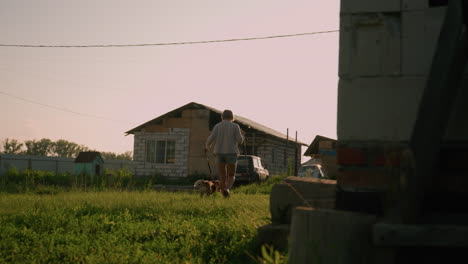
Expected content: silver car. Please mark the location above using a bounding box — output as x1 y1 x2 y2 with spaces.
298 164 325 179
235 155 270 183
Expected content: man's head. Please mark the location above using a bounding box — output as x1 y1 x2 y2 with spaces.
222 110 234 121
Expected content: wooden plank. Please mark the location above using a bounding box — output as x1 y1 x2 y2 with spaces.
373 223 468 247
270 179 336 225
288 207 394 264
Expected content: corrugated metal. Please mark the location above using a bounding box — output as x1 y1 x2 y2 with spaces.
0 154 134 175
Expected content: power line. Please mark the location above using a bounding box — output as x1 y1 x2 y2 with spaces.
0 90 134 124
0 30 339 48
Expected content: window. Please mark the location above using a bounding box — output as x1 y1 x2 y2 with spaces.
156 141 166 163
145 140 176 164
165 141 176 164
146 140 156 163
253 158 262 168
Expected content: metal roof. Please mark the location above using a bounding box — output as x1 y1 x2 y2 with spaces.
125 102 308 146
75 151 104 163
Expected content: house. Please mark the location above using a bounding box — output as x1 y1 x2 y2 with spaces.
74 151 104 176
125 102 307 178
303 135 337 178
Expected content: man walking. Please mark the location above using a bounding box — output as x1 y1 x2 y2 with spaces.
205 110 245 197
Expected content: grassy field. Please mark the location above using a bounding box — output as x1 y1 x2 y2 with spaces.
0 186 282 263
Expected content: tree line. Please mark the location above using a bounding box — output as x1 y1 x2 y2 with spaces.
1 138 132 160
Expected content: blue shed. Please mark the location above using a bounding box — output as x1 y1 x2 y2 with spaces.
74 152 104 176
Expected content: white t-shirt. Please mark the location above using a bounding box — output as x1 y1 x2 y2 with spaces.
206 120 244 154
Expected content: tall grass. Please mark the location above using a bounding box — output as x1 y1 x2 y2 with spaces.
0 167 209 193
0 169 290 262
0 191 273 264
234 176 287 195
0 167 289 195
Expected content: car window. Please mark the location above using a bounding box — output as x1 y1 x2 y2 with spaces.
237 157 250 170
254 158 263 168
237 158 249 167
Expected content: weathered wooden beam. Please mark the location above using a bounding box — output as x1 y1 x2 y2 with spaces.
270 177 336 225
373 223 468 247
288 208 394 264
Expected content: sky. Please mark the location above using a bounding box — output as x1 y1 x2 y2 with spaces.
0 0 340 161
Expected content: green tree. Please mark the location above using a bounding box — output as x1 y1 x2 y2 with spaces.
116 151 133 161
24 138 54 156
100 151 133 161
2 138 24 154
51 139 85 158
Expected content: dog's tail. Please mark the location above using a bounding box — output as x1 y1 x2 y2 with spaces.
193 179 204 188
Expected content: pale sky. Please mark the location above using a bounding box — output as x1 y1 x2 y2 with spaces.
0 0 340 160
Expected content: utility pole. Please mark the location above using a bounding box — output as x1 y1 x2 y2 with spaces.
295 131 298 176
287 128 289 175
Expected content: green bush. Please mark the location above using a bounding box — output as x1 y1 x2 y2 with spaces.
103 168 134 189
0 168 71 192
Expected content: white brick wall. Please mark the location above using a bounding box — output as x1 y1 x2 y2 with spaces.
133 128 190 178
259 139 301 176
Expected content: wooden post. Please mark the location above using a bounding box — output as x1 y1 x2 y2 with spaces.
295 131 298 176
253 132 256 155
286 128 289 175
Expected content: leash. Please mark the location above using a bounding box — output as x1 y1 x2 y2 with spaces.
242 128 247 155
204 148 215 180
284 181 313 208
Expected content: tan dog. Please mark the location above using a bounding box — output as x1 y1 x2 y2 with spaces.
193 180 221 197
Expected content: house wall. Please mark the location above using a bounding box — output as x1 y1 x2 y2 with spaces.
75 163 93 176
318 141 338 178
132 109 211 178
132 108 303 178
249 136 301 176
185 109 212 176
133 128 190 178
337 1 468 206
74 158 104 176
304 140 337 178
